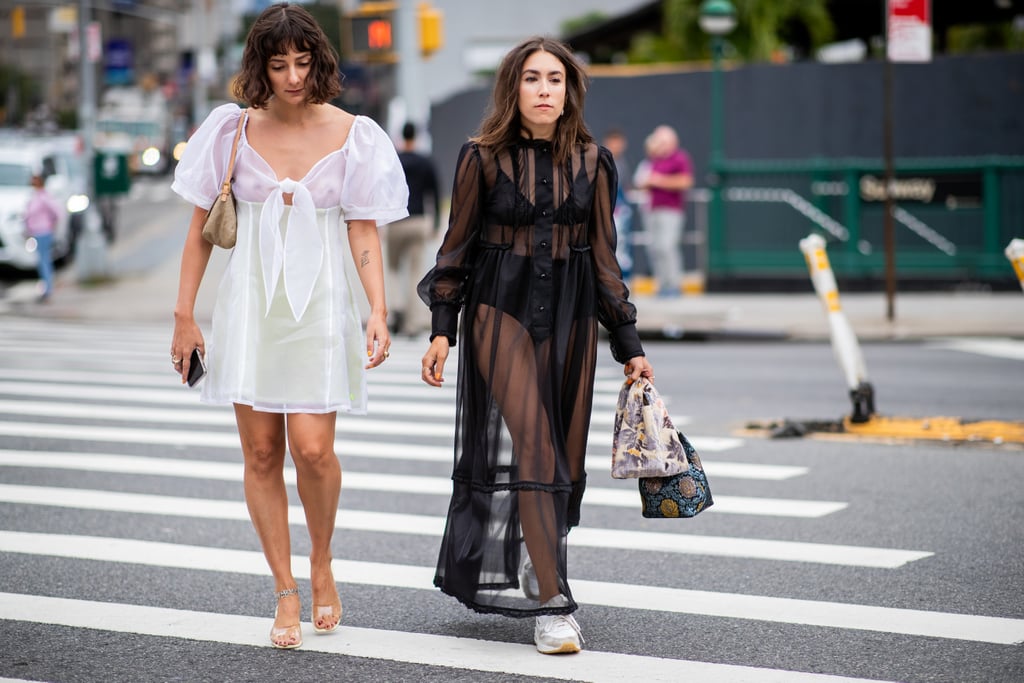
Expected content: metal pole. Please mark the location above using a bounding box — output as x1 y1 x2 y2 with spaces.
882 2 897 321
710 36 724 168
707 35 725 272
78 0 95 199
394 0 425 133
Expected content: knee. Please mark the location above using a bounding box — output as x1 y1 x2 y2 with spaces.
289 442 337 475
244 440 286 479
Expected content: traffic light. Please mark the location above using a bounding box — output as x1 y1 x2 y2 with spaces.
418 2 443 58
12 6 26 39
348 2 396 62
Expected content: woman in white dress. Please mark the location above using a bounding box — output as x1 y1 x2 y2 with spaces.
169 3 408 650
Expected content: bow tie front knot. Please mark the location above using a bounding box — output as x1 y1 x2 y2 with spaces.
258 180 324 321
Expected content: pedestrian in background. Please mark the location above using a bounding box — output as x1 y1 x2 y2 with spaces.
602 128 633 280
23 173 60 302
633 124 693 297
418 36 654 655
169 2 407 650
387 121 440 336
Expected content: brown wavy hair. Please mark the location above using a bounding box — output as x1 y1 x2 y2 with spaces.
473 36 592 163
232 3 341 109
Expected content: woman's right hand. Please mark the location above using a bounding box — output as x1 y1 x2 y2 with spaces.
170 314 205 384
421 336 450 387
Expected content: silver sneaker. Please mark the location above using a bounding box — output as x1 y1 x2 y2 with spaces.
534 596 583 654
519 555 540 601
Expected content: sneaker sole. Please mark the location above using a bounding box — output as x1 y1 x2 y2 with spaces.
537 642 581 655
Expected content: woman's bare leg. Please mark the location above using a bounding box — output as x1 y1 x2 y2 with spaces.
234 404 299 646
474 308 561 603
287 412 342 631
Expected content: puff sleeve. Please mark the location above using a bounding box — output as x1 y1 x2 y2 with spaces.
340 117 409 226
170 103 243 210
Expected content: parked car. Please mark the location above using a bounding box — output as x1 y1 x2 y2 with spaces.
0 133 91 272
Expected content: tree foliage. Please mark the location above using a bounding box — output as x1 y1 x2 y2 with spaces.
629 0 835 64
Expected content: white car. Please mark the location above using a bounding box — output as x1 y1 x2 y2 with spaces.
0 135 91 272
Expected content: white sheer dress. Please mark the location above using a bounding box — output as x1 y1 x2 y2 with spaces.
171 103 409 414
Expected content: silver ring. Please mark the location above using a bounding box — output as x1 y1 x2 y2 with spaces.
171 357 181 363
384 350 390 359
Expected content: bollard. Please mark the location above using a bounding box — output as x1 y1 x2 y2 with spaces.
75 205 111 283
1006 239 1024 293
799 233 874 422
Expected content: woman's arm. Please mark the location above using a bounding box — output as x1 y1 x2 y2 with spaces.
171 205 214 383
348 218 390 369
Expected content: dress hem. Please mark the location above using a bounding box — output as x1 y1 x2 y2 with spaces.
199 395 368 415
434 580 578 619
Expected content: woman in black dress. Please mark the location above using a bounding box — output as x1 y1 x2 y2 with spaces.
418 36 654 654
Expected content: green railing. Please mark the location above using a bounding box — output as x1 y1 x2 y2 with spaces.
703 156 1024 282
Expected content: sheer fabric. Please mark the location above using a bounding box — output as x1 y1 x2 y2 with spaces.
172 103 408 414
418 140 644 616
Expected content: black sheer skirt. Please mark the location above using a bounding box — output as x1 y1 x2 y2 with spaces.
420 141 643 617
433 249 599 617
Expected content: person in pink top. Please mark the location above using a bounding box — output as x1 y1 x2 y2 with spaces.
634 125 693 297
23 173 61 301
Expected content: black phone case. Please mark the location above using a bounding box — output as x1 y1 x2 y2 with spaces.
187 348 207 387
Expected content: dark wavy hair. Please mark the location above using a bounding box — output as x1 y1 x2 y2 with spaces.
232 3 341 109
474 36 592 163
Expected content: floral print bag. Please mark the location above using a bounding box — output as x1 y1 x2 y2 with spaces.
611 378 686 478
611 378 713 518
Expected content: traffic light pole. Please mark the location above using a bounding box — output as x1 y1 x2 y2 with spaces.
394 0 426 136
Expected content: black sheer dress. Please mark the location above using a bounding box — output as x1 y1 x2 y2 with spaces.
417 139 644 617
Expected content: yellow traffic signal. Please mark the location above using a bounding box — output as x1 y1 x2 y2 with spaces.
12 6 26 39
418 2 443 58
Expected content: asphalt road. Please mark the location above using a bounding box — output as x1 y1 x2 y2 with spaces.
0 179 1021 682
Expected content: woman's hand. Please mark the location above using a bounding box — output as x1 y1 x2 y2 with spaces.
170 314 205 384
364 310 391 369
421 336 450 387
624 355 654 384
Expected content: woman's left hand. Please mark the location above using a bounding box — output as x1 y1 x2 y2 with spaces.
624 355 654 384
364 310 391 369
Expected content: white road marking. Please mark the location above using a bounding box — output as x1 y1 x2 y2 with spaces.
0 421 737 462
0 485 924 567
0 450 834 517
0 590 897 683
0 533 1014 644
927 337 1024 361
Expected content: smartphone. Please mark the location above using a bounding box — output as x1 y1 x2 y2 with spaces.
187 347 207 387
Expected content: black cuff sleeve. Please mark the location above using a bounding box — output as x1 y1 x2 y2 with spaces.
609 322 644 364
430 303 460 346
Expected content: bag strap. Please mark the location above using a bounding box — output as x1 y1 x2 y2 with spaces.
217 110 247 203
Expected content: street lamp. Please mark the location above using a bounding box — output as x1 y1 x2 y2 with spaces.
699 0 736 167
699 0 736 279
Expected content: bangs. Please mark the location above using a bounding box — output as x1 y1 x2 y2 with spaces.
258 26 314 60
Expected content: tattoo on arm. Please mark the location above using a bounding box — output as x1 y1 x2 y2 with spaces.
360 250 370 268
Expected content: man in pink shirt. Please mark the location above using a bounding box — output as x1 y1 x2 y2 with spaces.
634 125 693 297
23 173 61 301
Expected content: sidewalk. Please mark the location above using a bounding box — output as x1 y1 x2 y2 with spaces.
2 242 1022 341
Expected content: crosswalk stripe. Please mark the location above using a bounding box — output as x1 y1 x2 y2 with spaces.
927 337 1024 361
0 592 896 683
0 485 926 567
0 450 840 518
0 532 1015 645
0 445 798 481
0 420 738 463
0 377 626 415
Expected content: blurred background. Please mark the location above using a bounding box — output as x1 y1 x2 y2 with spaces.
0 0 1022 292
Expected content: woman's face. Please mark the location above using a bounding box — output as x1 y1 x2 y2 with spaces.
267 47 312 104
517 49 566 139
